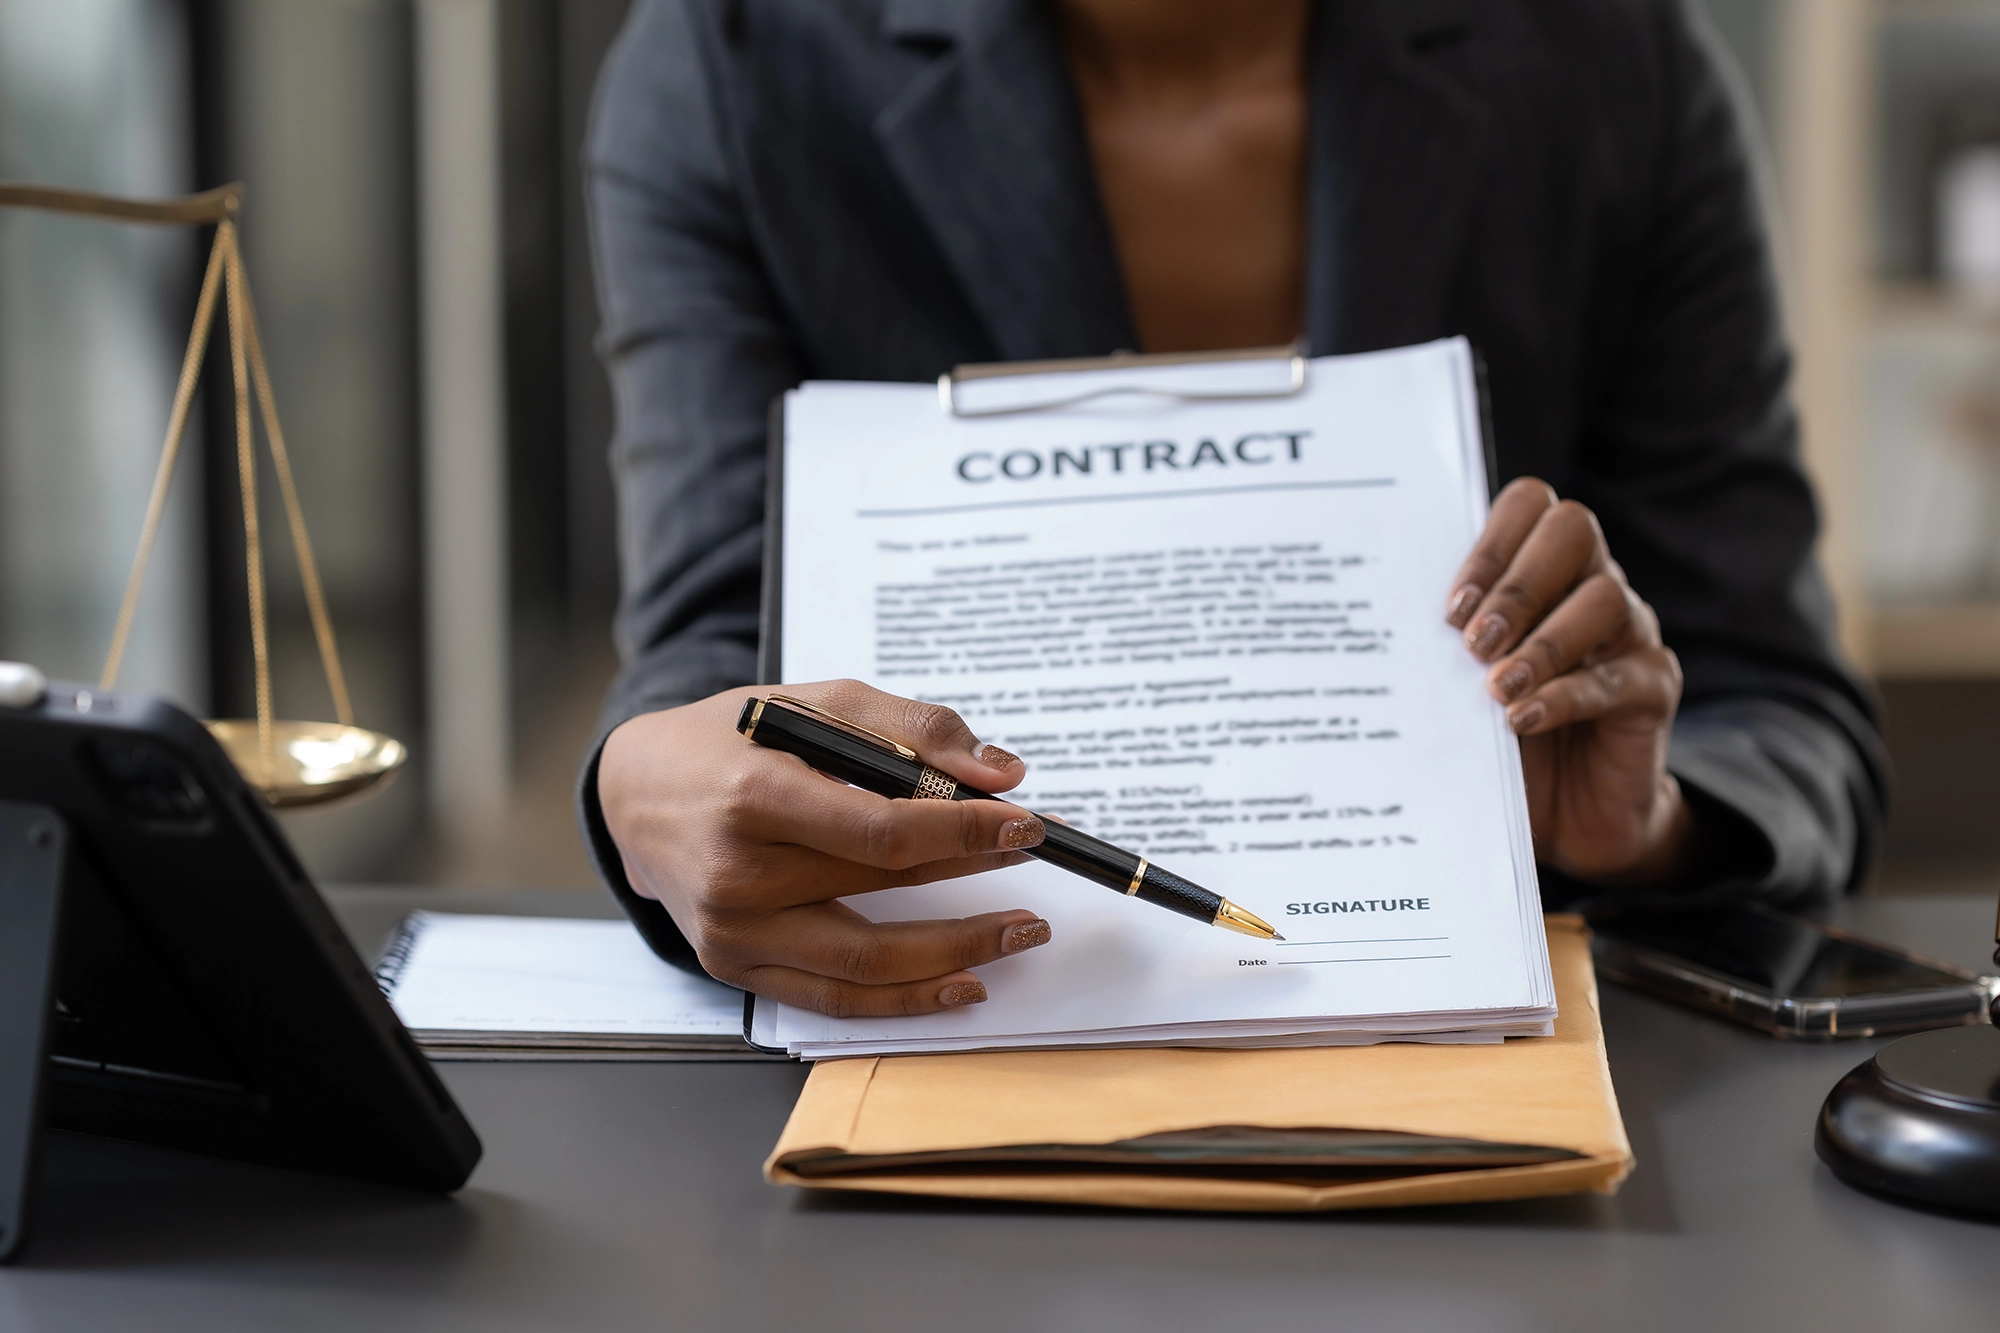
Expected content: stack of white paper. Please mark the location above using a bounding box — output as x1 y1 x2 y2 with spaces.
376 912 774 1060
755 338 1555 1059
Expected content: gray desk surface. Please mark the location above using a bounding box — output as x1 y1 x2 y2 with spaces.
2 888 1996 1333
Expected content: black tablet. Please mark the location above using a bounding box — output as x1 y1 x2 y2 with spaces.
0 679 480 1259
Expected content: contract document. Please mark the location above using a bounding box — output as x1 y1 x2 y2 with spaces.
753 338 1554 1058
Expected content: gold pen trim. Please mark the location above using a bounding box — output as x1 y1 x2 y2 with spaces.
1213 900 1283 941
765 693 918 759
912 766 959 800
1125 858 1149 896
745 697 766 733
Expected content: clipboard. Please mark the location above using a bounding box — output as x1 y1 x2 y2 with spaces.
747 340 1511 1058
755 342 1498 686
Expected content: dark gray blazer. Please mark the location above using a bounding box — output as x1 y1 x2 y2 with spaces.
579 0 1888 972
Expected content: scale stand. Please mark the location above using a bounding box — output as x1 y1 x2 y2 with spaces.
0 180 406 810
1817 918 2000 1217
0 801 65 1263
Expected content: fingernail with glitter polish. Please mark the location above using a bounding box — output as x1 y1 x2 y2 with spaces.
1509 701 1547 734
1466 615 1507 659
976 743 1021 771
1494 661 1534 700
998 815 1045 850
939 980 988 1007
1445 583 1482 627
1002 919 1051 954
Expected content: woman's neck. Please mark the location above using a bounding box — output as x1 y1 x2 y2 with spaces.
1056 0 1312 97
1053 0 1313 353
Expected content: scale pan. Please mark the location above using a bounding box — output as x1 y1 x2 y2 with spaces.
205 719 408 809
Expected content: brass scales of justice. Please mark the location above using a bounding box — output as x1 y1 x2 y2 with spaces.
0 180 405 808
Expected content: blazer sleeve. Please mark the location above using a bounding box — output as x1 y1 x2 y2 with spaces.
1554 0 1889 910
573 0 796 970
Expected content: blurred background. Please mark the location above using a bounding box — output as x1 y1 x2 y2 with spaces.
0 0 1996 899
0 0 622 889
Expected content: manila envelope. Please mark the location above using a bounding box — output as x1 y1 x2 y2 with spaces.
764 915 1632 1212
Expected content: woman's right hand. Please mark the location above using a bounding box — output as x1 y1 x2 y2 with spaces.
596 680 1053 1018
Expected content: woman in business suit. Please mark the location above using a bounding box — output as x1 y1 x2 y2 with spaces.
581 0 1886 1017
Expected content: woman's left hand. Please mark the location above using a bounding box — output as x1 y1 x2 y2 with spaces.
1445 478 1695 885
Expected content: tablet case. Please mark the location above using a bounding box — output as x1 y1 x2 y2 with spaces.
0 688 482 1261
0 803 64 1261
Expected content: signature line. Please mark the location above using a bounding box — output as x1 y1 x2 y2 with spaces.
1276 954 1452 966
1276 936 1449 947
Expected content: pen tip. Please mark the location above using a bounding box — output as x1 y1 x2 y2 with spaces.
1213 900 1283 941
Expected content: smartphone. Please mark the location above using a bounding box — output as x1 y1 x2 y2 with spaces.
1587 903 1997 1040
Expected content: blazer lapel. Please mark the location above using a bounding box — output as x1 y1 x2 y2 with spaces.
875 0 1491 361
1306 0 1494 355
876 0 1136 361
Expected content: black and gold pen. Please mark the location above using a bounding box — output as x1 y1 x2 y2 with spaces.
737 694 1283 940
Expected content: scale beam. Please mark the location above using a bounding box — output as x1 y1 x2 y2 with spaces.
0 181 402 808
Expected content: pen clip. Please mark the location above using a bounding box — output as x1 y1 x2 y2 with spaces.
765 694 919 760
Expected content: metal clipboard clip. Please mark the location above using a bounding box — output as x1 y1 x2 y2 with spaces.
937 342 1307 418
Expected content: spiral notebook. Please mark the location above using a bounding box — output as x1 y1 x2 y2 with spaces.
752 338 1555 1058
375 912 777 1061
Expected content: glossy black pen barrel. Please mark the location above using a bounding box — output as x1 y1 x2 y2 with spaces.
1028 821 1224 925
736 696 928 796
737 697 1234 929
1020 818 1139 894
